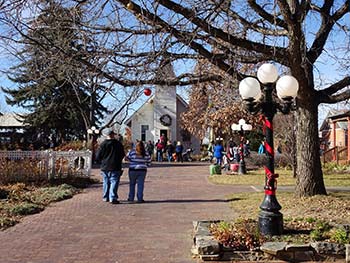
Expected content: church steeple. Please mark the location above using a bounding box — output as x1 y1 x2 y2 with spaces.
153 59 177 142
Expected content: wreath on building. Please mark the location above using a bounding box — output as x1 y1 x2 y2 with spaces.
160 114 172 126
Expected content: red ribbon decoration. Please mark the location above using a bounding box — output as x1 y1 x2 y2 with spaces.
261 114 278 196
265 189 276 195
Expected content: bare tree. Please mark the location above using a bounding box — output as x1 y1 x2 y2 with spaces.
1 0 349 197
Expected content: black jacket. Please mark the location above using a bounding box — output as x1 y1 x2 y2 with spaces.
95 139 125 171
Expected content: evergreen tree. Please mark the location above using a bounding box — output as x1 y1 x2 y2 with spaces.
2 1 107 143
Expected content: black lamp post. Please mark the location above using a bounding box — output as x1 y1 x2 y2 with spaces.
239 63 298 236
231 119 252 174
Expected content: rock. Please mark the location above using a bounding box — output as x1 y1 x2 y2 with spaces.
194 236 220 255
310 242 345 255
285 243 312 251
260 242 288 255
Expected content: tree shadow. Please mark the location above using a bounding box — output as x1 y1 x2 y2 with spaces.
124 198 237 204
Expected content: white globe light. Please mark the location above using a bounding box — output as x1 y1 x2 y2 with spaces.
257 63 278 84
276 75 299 99
87 129 93 134
239 77 261 100
238 119 246 125
231 124 239 130
243 124 252 131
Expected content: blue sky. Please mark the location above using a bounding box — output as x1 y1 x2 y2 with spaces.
0 1 349 129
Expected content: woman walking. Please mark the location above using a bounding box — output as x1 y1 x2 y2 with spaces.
125 141 152 203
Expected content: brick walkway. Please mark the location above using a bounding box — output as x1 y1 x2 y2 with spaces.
0 162 255 263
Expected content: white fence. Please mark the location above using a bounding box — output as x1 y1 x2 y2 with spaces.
0 150 92 182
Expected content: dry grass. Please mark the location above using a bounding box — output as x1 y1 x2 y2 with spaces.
228 191 350 224
208 168 350 187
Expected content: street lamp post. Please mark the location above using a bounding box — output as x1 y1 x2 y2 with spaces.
231 119 252 174
239 63 298 236
87 126 100 163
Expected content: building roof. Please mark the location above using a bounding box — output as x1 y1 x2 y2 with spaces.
327 110 350 121
0 113 25 128
124 94 188 126
319 109 350 131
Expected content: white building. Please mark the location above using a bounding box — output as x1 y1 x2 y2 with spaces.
125 62 200 150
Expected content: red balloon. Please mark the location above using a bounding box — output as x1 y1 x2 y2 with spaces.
144 88 152 96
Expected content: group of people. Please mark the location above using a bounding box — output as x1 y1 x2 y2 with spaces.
95 130 151 204
95 131 190 204
154 136 185 163
208 138 250 168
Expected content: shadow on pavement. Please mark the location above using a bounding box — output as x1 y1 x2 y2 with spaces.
122 197 238 204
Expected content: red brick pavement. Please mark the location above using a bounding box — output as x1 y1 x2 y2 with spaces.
0 162 255 263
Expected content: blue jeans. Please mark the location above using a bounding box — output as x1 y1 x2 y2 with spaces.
167 152 172 162
101 170 122 202
157 150 163 162
128 170 147 201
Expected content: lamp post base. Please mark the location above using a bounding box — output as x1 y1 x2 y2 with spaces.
258 210 283 236
238 160 246 174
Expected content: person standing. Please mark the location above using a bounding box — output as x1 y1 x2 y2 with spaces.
165 140 174 162
258 141 265 155
145 140 154 159
175 141 184 162
95 130 125 204
155 139 164 162
213 140 224 165
125 141 152 203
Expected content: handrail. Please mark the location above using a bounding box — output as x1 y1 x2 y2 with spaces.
322 146 348 166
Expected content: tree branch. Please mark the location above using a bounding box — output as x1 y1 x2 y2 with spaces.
154 0 286 59
318 76 350 103
307 1 349 63
247 0 288 29
319 90 350 104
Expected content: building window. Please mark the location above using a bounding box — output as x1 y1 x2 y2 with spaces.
141 125 149 142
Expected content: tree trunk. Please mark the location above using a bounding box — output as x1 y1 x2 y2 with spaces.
295 96 327 197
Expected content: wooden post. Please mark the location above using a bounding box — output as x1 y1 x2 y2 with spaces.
348 117 350 162
332 121 337 161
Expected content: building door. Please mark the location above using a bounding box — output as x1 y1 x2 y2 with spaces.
160 129 168 142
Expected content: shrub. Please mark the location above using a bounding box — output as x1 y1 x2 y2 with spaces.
323 162 350 174
330 228 350 244
7 202 43 216
0 158 48 185
28 184 76 205
247 152 267 167
0 217 18 229
209 219 264 251
310 221 332 241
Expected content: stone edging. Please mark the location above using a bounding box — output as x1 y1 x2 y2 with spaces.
192 220 350 262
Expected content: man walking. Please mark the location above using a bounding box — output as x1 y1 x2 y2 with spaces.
96 130 125 204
